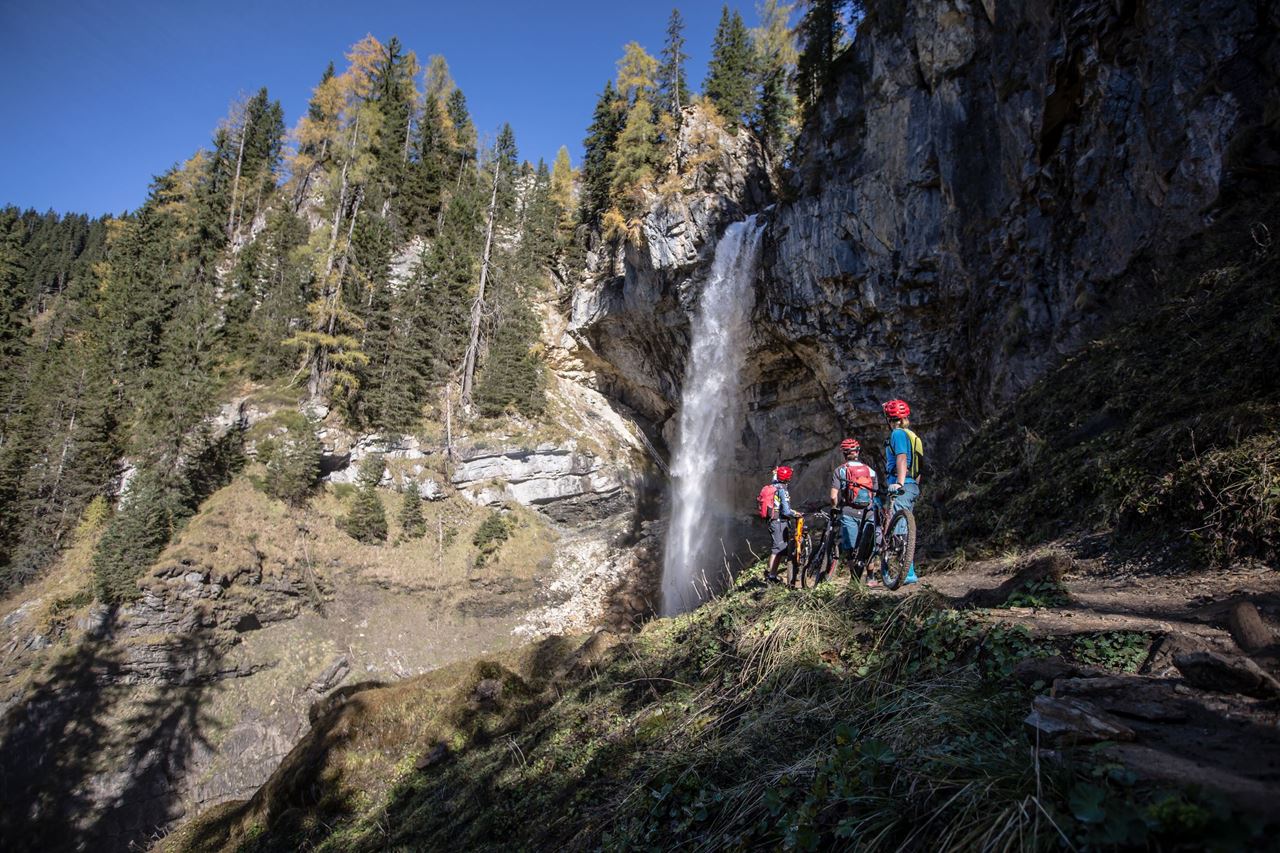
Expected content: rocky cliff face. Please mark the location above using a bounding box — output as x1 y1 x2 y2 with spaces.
570 107 774 435
762 0 1276 456
572 0 1277 508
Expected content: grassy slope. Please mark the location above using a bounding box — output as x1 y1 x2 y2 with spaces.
167 572 1267 853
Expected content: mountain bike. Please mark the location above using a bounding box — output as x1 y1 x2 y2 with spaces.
797 508 838 588
799 493 916 590
785 512 814 587
818 503 878 586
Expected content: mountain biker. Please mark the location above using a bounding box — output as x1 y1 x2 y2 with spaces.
882 399 922 585
830 438 878 583
765 465 799 583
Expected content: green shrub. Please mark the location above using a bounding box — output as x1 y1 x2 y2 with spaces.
1131 432 1280 566
340 454 388 544
472 511 512 564
398 488 426 542
1071 631 1151 673
259 413 322 505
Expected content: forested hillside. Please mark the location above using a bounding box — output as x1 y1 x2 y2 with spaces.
0 36 570 601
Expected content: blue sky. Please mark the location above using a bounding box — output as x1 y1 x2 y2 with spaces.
1 0 765 216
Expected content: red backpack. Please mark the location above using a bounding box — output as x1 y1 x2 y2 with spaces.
757 483 777 518
841 462 875 508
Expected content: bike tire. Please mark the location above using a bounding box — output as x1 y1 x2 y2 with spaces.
880 508 917 591
788 530 806 587
801 524 831 588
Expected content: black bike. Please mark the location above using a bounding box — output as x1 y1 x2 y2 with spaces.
799 493 916 590
797 508 838 588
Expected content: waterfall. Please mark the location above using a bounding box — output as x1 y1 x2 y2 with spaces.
661 216 764 616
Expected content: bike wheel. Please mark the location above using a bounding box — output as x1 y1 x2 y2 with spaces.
880 508 917 591
791 528 813 587
801 526 830 588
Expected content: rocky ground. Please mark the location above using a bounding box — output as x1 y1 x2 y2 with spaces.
900 548 1280 808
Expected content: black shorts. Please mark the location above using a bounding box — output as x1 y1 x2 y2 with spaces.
769 518 793 555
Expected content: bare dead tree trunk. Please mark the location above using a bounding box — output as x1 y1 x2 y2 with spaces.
437 514 444 573
310 116 360 399
459 163 500 409
444 390 454 467
228 112 250 239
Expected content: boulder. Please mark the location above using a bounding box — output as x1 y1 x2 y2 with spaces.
1174 651 1280 698
1024 695 1136 747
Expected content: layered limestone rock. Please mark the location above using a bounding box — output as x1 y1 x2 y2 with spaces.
450 443 627 523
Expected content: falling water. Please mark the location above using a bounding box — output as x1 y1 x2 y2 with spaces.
661 216 764 616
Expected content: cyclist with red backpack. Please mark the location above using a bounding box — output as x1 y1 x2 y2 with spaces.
882 399 923 585
830 438 879 583
759 465 799 583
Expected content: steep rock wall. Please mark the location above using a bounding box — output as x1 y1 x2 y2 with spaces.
763 0 1278 458
572 0 1277 509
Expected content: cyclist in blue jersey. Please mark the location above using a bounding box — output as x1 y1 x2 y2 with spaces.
882 399 922 585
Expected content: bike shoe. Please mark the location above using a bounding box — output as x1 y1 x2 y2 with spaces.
904 567 919 585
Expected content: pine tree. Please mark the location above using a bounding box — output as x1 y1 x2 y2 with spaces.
402 92 449 236
579 81 626 224
293 62 339 209
347 208 396 427
616 42 659 105
704 6 758 128
92 468 190 604
397 487 425 541
230 209 310 378
341 453 388 543
418 179 483 374
474 297 545 418
610 95 662 214
369 36 420 234
522 160 559 268
549 146 576 236
0 210 29 414
446 88 477 175
751 0 800 152
286 43 387 408
0 211 117 588
796 0 854 115
262 414 322 505
493 123 520 218
656 9 691 120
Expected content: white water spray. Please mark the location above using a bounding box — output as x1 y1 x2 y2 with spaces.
661 216 764 616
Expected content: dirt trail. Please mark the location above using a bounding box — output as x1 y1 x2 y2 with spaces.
921 551 1280 652
907 546 1280 813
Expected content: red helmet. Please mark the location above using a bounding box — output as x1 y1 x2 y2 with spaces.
840 438 860 453
882 399 911 419
775 465 793 482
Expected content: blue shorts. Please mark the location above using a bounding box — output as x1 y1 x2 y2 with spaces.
889 483 920 534
839 507 874 554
